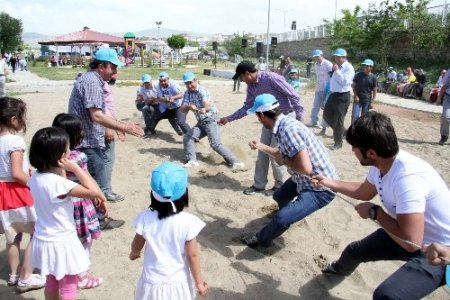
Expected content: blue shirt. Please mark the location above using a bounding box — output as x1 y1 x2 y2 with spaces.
329 61 355 93
181 85 217 121
156 80 183 112
68 70 106 149
273 115 338 192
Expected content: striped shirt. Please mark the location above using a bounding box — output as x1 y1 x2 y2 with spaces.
329 60 355 93
273 115 338 192
68 70 106 149
315 59 333 91
226 71 304 122
181 85 217 121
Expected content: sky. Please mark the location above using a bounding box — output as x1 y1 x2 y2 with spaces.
0 0 445 36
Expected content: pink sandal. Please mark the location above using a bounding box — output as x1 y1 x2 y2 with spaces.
77 274 102 289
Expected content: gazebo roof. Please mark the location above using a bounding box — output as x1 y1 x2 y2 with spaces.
124 32 136 39
38 26 143 46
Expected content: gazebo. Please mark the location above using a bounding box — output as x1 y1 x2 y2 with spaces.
38 26 144 65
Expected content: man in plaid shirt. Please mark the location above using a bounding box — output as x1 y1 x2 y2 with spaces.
241 93 337 248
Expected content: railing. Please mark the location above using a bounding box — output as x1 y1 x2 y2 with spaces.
261 25 331 44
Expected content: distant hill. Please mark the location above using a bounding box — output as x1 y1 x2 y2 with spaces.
22 32 51 49
114 28 213 39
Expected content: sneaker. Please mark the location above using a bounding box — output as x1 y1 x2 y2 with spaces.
264 186 278 197
306 122 318 128
231 162 245 172
329 144 342 150
240 233 259 248
99 217 125 230
319 128 326 136
243 185 265 195
7 274 19 286
105 192 125 203
321 261 338 274
184 160 200 168
438 135 448 146
16 274 45 293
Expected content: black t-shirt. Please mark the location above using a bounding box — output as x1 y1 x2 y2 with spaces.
353 72 377 100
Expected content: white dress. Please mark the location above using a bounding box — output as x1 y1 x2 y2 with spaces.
28 172 90 280
133 210 205 300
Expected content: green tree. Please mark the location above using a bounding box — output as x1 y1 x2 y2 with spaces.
223 33 255 58
0 12 23 52
167 34 187 54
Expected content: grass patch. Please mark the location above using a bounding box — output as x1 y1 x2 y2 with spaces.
28 61 233 81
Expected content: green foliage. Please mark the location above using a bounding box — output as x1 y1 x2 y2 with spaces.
0 12 23 52
223 34 255 58
166 34 187 50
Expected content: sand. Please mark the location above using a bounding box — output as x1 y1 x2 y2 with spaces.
0 76 449 300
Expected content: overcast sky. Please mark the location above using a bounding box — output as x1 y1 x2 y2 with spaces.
0 0 445 36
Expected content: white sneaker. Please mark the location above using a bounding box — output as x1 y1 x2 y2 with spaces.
16 274 45 293
184 160 199 168
231 162 245 172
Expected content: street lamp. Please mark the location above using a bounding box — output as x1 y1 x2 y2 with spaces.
155 21 162 67
266 0 271 67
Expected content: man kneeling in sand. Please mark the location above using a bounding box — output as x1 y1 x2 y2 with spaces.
241 94 337 247
313 112 450 299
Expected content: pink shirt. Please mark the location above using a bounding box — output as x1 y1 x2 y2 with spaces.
103 82 116 118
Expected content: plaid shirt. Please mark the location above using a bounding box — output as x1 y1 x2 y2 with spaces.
68 70 106 149
182 85 217 121
226 71 304 122
315 59 333 91
273 115 338 192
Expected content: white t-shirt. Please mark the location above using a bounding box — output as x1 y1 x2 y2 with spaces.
27 172 78 241
133 210 205 284
137 85 157 101
367 150 450 246
0 134 28 179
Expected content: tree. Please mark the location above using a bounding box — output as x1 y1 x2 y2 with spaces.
223 33 255 58
0 12 23 52
167 34 187 54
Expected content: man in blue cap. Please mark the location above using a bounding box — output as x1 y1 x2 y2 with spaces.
351 58 377 124
145 71 190 136
241 93 337 248
180 72 245 170
68 47 144 230
309 49 333 132
323 48 355 150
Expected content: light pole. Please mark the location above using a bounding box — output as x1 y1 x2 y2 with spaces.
334 0 337 21
274 8 294 32
155 21 162 67
265 0 270 69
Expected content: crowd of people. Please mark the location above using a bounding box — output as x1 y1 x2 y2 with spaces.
0 45 449 300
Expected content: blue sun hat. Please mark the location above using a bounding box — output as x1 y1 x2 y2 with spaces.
151 161 188 212
289 68 299 74
94 48 124 67
247 94 279 114
182 72 196 83
333 48 347 57
312 49 323 57
141 74 152 83
362 59 374 66
159 71 169 79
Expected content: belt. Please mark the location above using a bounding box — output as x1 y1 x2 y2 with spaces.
283 109 294 115
332 91 350 95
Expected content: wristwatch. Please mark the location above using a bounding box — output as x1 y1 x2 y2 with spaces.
369 205 380 220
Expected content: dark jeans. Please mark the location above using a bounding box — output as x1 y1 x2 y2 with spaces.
136 102 181 134
323 91 351 147
233 79 240 92
147 107 190 134
257 178 335 246
333 228 446 299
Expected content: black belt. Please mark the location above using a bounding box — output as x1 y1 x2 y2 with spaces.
283 110 294 115
332 91 350 95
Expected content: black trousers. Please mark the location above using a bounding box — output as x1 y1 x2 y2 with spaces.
333 228 446 299
323 91 351 146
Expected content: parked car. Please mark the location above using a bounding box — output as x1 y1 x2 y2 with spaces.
218 52 229 61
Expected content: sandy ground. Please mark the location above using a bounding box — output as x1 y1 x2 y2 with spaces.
1 76 449 300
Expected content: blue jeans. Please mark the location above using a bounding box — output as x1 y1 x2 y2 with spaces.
333 228 446 299
102 140 115 194
80 147 108 219
257 177 335 246
351 99 370 125
310 91 324 125
440 94 450 137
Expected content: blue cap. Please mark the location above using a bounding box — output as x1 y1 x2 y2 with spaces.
151 161 188 201
333 48 347 57
141 74 152 83
247 94 280 114
159 71 169 79
312 49 323 57
289 68 299 74
94 48 124 67
362 59 374 66
182 72 195 82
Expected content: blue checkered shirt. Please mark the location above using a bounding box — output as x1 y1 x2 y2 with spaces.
68 70 106 149
182 85 217 121
274 115 338 192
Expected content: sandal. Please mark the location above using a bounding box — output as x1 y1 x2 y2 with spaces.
78 274 103 289
7 274 19 286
